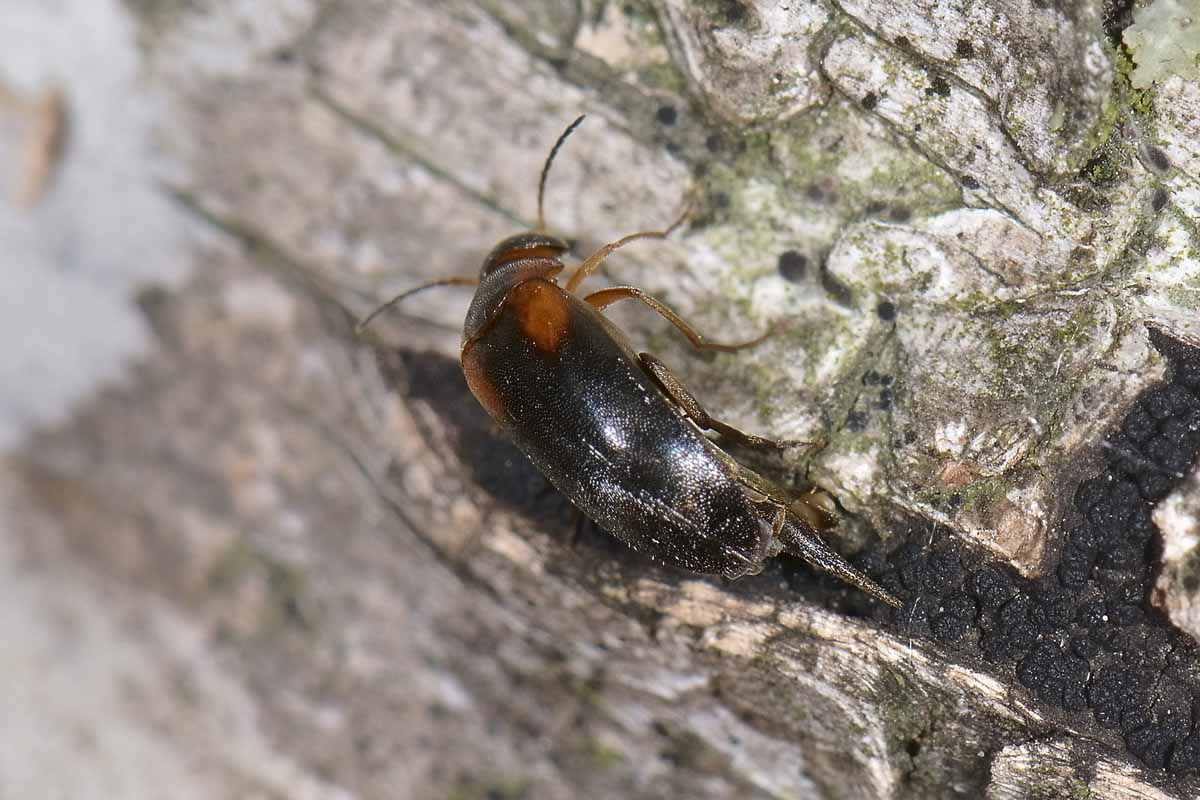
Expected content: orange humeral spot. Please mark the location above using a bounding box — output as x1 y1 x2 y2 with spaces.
510 279 571 353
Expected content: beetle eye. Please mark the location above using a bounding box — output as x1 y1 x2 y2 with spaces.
480 232 568 277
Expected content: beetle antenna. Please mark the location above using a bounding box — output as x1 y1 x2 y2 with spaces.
354 276 478 336
537 114 586 232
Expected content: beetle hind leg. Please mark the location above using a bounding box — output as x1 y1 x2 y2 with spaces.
636 352 898 607
733 458 901 608
638 352 817 451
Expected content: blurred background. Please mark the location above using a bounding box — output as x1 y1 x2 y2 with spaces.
0 3 304 797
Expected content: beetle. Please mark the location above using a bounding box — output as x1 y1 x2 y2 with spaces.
359 116 901 609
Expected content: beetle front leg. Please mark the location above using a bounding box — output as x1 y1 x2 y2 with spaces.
564 201 692 292
586 286 772 352
637 352 816 451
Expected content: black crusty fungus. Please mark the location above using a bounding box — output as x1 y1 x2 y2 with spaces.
867 328 1200 774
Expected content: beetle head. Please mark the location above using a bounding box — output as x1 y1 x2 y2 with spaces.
479 232 569 278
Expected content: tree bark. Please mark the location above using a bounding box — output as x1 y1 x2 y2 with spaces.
5 1 1200 798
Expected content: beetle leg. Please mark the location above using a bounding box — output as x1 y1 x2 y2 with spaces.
637 352 816 450
727 458 827 525
586 286 772 352
732 505 786 578
570 507 588 547
741 476 900 607
564 201 691 292
790 486 839 531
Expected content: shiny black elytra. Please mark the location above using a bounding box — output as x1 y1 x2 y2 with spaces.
359 116 901 609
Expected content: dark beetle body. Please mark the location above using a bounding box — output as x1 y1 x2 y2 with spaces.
361 120 902 608
461 240 771 578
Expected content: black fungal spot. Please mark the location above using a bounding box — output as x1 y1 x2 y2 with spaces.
894 35 910 48
876 300 897 321
961 175 981 190
925 75 951 98
777 250 808 282
1152 188 1169 212
719 0 748 24
1146 146 1171 173
806 183 826 202
888 206 912 223
863 370 882 386
955 39 975 58
846 410 869 432
712 191 731 209
870 328 1200 776
705 133 724 153
1103 0 1138 49
819 267 854 307
861 92 879 111
656 105 678 126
